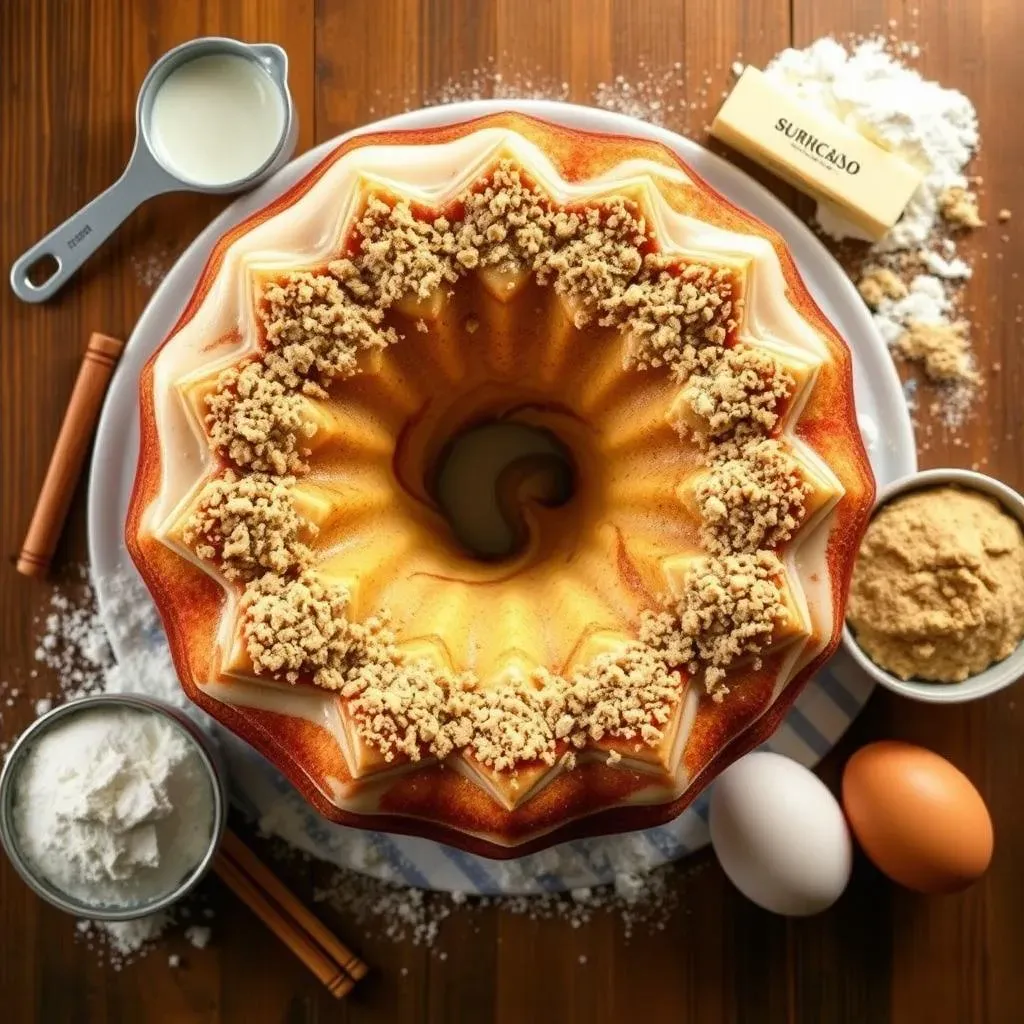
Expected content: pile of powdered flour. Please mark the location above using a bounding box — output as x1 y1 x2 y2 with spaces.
765 36 979 251
764 37 985 425
13 706 214 907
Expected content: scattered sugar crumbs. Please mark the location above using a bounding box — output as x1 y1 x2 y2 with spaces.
74 903 214 972
895 320 979 388
313 857 700 951
939 186 985 230
367 53 729 134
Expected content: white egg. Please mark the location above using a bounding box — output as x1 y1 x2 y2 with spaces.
709 751 852 916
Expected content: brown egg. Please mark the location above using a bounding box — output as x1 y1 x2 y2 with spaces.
842 741 993 893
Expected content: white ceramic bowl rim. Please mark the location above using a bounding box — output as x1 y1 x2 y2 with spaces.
0 693 228 920
842 468 1024 704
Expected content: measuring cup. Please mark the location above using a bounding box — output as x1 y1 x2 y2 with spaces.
10 37 297 304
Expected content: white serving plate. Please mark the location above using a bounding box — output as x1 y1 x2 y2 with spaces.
88 100 915 894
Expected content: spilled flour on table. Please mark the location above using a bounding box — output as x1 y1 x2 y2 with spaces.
763 36 985 428
130 247 173 291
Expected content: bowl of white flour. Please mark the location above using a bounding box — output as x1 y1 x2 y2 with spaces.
0 694 227 920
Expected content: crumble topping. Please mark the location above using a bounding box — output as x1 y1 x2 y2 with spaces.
611 257 738 376
537 200 648 317
549 644 682 750
679 347 795 437
260 271 398 396
182 470 313 581
696 438 811 554
460 679 559 772
642 552 789 701
241 572 354 689
856 265 908 308
206 362 316 474
455 162 556 270
343 639 684 770
346 195 458 303
192 157 813 772
341 617 466 764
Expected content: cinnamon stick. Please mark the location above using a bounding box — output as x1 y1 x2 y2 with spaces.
214 848 355 999
221 828 369 981
17 331 124 577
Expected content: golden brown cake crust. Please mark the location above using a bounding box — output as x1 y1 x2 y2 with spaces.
127 112 874 857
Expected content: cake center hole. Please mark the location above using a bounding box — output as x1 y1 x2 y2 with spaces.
432 421 575 560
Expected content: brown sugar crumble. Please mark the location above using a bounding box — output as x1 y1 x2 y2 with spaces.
241 572 354 689
938 186 984 229
183 470 313 581
206 361 316 474
344 635 685 770
549 644 682 750
194 157 811 771
895 320 979 386
341 617 467 764
459 678 560 772
644 552 790 701
613 258 739 377
260 271 398 396
678 346 795 438
857 265 908 308
696 438 810 554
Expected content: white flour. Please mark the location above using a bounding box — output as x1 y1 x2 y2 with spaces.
871 274 950 346
766 36 983 427
13 706 214 907
765 37 979 250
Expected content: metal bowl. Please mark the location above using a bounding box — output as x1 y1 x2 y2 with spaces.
842 468 1024 704
0 694 227 920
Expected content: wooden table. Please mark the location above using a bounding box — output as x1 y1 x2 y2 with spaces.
2 1 1021 1021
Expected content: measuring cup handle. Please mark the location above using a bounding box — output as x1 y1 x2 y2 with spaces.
9 153 172 304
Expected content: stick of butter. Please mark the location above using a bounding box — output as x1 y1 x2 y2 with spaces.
710 66 923 240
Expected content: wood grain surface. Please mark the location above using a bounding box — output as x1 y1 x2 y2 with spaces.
2 1 1021 1022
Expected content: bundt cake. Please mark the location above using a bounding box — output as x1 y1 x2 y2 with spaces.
127 113 874 856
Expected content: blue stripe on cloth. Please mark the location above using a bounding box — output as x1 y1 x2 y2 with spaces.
570 840 597 863
369 832 432 888
815 669 863 719
535 872 565 892
783 704 831 758
437 843 500 893
565 840 604 885
643 827 683 859
692 795 710 822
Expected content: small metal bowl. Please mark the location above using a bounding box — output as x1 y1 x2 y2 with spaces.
842 468 1024 704
0 694 227 920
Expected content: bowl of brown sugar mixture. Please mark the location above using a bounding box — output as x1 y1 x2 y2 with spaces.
843 469 1024 703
